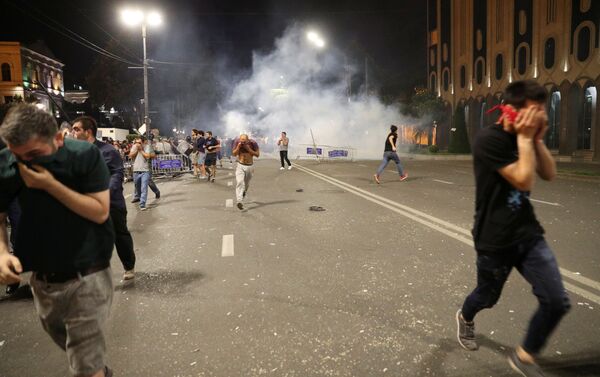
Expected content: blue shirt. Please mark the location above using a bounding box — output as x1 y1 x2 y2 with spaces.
94 139 126 209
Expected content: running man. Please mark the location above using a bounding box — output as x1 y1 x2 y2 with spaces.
232 134 259 210
374 125 407 184
277 131 292 170
204 131 220 183
456 80 570 377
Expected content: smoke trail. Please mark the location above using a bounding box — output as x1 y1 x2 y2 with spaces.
220 24 415 159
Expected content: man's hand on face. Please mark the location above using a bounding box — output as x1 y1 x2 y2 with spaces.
514 106 541 140
17 163 57 190
533 108 549 142
0 253 22 284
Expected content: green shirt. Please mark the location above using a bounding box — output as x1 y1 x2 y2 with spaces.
0 139 115 273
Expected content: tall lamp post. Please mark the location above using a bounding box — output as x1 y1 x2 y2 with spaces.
120 8 162 137
306 30 352 102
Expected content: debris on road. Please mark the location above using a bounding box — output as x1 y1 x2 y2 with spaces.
309 206 325 211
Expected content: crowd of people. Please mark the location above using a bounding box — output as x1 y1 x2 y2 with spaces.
0 80 572 377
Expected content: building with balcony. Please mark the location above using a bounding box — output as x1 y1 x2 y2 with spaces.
427 0 600 162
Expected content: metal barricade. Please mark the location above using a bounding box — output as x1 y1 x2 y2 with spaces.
295 144 356 161
151 154 193 178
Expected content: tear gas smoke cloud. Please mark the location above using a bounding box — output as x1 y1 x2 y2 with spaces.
221 24 415 159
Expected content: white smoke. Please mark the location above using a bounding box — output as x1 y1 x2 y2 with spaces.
220 24 414 159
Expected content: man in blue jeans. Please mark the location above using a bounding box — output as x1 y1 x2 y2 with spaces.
130 136 160 211
374 125 408 184
456 80 570 377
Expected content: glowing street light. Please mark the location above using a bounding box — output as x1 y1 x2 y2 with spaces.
120 7 163 136
306 31 326 48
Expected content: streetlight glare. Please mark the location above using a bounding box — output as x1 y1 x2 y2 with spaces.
120 9 144 26
306 30 325 48
147 11 162 26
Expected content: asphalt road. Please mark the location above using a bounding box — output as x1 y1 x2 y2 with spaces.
1 157 599 377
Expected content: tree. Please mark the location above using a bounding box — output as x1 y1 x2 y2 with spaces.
448 104 471 153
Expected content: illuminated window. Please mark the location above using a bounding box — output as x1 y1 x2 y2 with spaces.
580 0 591 13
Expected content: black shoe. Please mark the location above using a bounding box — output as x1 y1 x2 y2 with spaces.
104 366 114 377
508 350 545 377
131 198 140 203
155 192 161 199
5 283 19 295
242 191 246 198
237 202 244 210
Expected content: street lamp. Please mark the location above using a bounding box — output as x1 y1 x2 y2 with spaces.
120 7 163 136
306 31 326 48
306 30 351 101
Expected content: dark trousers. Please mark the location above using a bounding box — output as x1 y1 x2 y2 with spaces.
7 199 21 250
280 151 291 167
110 207 136 271
461 236 570 354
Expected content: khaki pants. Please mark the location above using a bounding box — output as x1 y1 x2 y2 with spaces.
236 163 254 202
30 268 113 376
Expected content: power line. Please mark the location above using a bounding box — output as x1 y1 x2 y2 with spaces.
5 0 140 65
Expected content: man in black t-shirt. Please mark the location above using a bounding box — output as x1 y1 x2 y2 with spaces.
203 131 220 183
456 81 570 377
374 125 408 184
0 104 115 377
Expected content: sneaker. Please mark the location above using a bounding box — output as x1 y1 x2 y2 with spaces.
104 366 114 377
508 350 545 377
373 174 381 184
199 175 207 180
140 205 147 211
456 309 479 351
131 198 140 203
400 173 409 181
237 202 244 210
280 167 285 170
123 270 135 281
288 166 292 170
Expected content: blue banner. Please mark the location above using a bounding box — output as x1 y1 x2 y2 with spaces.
306 147 323 155
328 150 348 158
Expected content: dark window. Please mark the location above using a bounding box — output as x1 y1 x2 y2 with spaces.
544 38 555 69
517 47 527 75
577 27 591 62
443 70 449 91
430 74 437 91
495 54 503 80
4 96 13 103
475 60 484 84
1 63 11 81
460 66 466 88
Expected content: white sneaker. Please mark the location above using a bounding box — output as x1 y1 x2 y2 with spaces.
279 167 285 170
288 166 292 170
123 270 135 280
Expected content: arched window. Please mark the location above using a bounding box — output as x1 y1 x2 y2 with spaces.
443 69 449 91
544 38 556 69
475 59 484 84
546 90 560 149
576 26 591 62
578 86 596 149
460 65 466 88
1 63 11 82
430 73 437 92
495 54 504 80
517 46 528 75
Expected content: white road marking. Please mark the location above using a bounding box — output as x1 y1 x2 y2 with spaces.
227 181 233 187
433 179 454 185
295 163 600 305
225 199 233 208
221 235 234 257
228 172 233 176
530 198 561 207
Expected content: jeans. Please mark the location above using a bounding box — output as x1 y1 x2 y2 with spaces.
110 207 136 271
133 171 150 207
236 163 254 202
280 151 291 167
376 151 404 176
461 237 570 354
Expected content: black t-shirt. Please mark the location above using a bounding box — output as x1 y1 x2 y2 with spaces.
196 137 206 153
384 132 397 152
472 124 544 252
0 138 115 273
204 138 219 154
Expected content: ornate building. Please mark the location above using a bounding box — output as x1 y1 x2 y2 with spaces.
0 41 65 118
428 0 600 162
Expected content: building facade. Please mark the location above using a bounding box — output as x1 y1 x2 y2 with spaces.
427 0 600 162
0 41 65 118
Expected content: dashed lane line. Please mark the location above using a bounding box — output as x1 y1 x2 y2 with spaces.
433 179 454 185
225 199 233 208
227 181 233 187
295 163 600 305
221 235 234 257
530 198 562 207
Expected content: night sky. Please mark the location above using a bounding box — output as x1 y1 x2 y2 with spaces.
1 0 426 89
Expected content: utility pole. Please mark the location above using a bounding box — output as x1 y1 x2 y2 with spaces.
364 56 368 97
142 22 150 138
